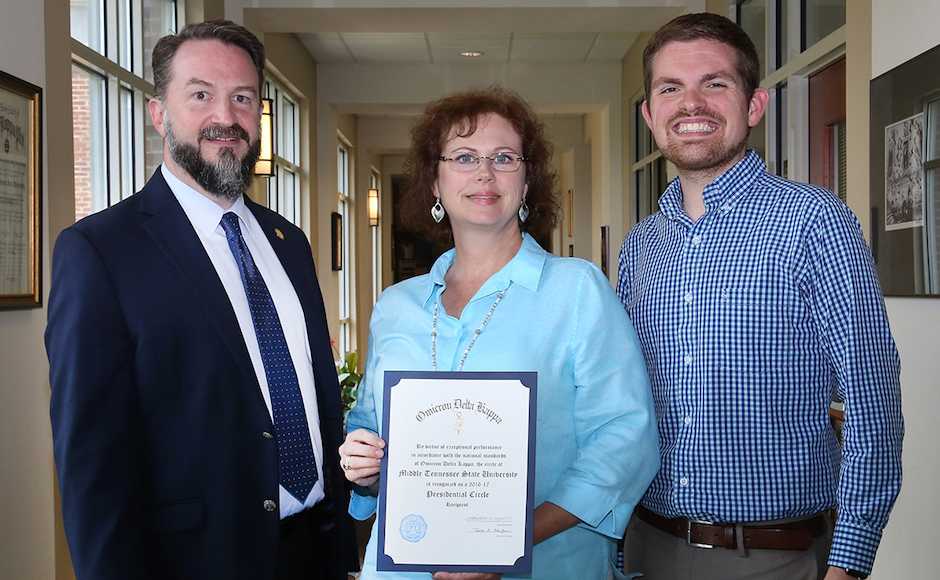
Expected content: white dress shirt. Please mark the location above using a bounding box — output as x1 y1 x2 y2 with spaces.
163 164 325 518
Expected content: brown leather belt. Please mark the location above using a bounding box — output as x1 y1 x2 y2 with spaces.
636 505 827 551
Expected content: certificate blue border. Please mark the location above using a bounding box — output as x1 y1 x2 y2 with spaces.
376 370 537 574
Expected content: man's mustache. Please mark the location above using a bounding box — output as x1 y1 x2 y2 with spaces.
199 124 250 143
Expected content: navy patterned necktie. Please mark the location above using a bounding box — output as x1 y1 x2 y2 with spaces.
220 212 317 502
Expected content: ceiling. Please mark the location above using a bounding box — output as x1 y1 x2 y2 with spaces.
244 1 702 65
298 32 639 64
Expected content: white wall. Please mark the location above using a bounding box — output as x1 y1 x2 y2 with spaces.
0 0 56 578
542 115 590 258
558 144 593 261
868 4 940 578
871 0 940 78
872 299 940 579
354 116 414 356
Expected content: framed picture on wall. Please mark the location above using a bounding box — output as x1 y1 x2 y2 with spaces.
0 70 42 309
884 112 925 231
870 41 940 296
600 226 609 277
331 211 343 271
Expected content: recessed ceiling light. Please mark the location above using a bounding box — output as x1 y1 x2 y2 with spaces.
460 50 484 58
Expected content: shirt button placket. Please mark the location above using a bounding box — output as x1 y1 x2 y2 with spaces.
679 226 703 510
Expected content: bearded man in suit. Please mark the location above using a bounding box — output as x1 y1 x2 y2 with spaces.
46 19 357 580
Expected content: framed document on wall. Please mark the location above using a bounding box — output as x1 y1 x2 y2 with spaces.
0 70 41 309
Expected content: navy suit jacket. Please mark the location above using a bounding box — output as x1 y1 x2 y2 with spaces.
46 170 358 580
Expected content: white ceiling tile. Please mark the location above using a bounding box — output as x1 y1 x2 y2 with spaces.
510 33 597 63
298 33 354 64
587 33 639 61
341 33 430 63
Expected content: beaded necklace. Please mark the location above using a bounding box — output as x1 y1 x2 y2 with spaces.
430 282 511 371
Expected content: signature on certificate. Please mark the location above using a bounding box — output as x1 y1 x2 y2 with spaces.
467 516 513 538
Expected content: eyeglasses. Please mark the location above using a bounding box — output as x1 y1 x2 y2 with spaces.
439 152 526 173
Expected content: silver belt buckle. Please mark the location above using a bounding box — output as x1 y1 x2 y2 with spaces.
686 519 715 549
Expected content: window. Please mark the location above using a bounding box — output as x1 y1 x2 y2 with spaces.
369 170 382 305
735 0 844 74
337 142 354 357
264 78 302 225
71 64 108 218
737 0 845 181
924 97 940 292
778 0 792 68
631 99 668 222
774 83 788 177
737 0 768 78
804 0 845 49
70 0 182 221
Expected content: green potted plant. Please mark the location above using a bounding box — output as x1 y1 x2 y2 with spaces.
332 341 371 566
333 342 362 420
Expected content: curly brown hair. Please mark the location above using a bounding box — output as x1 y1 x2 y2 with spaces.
400 87 559 243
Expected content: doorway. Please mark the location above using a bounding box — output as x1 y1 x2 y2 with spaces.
808 57 847 199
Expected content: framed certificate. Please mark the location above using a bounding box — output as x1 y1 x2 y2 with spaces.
0 70 42 308
377 371 537 574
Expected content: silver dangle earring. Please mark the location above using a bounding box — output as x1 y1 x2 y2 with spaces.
518 200 530 223
431 198 446 223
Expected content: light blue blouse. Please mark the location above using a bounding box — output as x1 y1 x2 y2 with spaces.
347 234 660 580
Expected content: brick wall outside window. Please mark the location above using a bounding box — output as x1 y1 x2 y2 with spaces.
71 73 93 222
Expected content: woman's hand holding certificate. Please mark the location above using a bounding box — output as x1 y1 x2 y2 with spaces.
340 428 385 489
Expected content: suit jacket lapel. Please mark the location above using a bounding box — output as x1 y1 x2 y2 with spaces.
138 173 272 428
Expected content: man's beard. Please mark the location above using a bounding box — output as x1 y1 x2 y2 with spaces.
165 116 261 201
659 108 748 174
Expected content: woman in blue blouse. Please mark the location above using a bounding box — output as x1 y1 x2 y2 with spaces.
338 87 659 580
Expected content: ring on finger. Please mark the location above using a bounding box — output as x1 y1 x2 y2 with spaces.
341 457 351 471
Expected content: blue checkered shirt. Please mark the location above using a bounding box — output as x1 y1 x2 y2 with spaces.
617 151 903 575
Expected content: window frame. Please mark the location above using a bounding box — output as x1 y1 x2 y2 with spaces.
630 95 667 223
736 0 846 181
923 94 940 292
264 77 303 226
70 0 184 219
336 139 355 357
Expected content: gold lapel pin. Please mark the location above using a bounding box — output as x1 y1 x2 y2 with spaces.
274 228 285 240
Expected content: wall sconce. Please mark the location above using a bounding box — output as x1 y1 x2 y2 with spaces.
254 98 274 176
368 187 380 227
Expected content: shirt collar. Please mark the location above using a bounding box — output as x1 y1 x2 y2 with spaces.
424 232 547 307
161 164 252 237
658 149 765 221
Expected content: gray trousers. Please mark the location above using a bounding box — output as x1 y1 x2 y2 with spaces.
624 514 833 580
